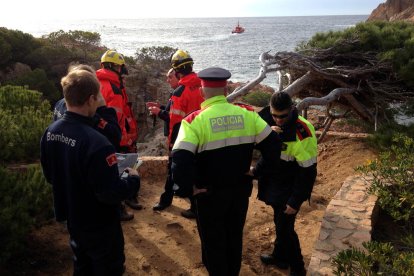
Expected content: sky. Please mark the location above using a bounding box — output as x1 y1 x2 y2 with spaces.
2 0 384 20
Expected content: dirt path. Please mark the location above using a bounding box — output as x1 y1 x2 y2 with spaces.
3 134 376 276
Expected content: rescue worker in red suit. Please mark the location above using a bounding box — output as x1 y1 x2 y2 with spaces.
152 50 204 219
96 50 142 219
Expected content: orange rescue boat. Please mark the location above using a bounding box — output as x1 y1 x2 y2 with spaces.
232 21 245 34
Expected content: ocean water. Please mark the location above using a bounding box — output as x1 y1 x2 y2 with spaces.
2 16 367 87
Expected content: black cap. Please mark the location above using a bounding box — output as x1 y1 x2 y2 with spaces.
198 67 231 81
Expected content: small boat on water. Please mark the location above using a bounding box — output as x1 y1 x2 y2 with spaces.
232 21 245 34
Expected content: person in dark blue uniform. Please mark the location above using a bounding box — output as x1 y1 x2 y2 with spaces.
53 64 139 221
40 69 140 276
53 64 122 152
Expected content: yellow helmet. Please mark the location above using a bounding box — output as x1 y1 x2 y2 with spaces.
101 50 125 65
171 49 193 69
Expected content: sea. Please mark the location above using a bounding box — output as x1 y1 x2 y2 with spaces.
2 15 367 88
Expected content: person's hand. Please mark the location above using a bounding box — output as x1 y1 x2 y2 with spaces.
146 102 160 108
245 166 255 176
96 92 106 107
271 126 283 133
148 106 161 116
193 187 207 196
284 204 298 215
124 167 139 177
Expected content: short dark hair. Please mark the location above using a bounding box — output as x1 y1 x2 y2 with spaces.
61 70 100 107
270 92 293 111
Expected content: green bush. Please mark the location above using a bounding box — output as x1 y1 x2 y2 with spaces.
5 68 60 103
0 27 41 69
332 241 414 276
358 134 414 224
135 46 177 69
0 164 53 265
242 90 271 107
333 133 414 275
0 85 52 163
298 21 414 89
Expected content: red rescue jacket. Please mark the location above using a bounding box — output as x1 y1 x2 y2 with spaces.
169 72 204 148
96 68 138 150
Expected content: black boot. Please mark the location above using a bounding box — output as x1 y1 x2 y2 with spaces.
260 254 289 269
120 203 134 221
125 197 143 210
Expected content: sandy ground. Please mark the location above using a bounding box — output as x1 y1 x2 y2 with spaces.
2 122 377 276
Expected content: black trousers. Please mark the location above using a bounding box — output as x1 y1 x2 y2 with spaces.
68 223 125 276
271 204 305 271
159 157 174 205
195 184 252 276
159 157 195 212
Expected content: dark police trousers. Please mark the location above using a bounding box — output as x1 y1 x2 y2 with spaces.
271 204 305 271
68 223 125 276
195 183 252 276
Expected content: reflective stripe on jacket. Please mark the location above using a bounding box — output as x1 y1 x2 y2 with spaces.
168 72 204 147
96 68 138 148
172 95 280 192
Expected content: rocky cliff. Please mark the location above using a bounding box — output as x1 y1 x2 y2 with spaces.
368 0 414 21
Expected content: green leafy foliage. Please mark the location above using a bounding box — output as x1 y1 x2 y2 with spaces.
0 85 52 163
298 21 414 89
42 30 102 61
334 134 414 275
332 241 414 276
135 46 177 69
5 68 60 103
366 121 414 150
358 134 414 224
242 90 271 107
0 27 41 69
0 164 53 265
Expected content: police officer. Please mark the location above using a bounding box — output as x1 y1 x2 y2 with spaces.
256 92 317 276
40 69 140 276
171 67 281 276
153 50 204 220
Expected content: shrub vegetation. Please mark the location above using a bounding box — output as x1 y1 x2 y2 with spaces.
242 90 271 107
0 164 52 265
299 21 414 90
0 85 51 163
333 134 414 275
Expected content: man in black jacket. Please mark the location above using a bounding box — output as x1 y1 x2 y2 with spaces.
41 69 140 276
53 64 138 221
256 92 317 276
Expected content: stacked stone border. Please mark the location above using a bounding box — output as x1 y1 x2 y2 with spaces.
308 175 378 275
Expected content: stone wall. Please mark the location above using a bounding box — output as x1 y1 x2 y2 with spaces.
308 175 378 275
137 156 168 181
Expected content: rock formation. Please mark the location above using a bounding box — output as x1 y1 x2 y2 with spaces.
367 0 414 21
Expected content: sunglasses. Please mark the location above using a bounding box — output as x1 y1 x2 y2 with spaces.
271 112 289 119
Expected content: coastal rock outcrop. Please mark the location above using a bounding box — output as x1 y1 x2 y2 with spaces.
368 0 414 21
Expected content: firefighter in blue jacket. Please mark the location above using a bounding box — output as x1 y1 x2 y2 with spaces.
171 67 281 276
40 69 140 276
256 92 317 276
53 64 137 221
